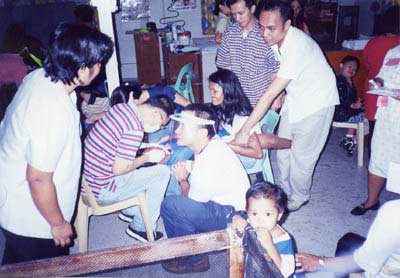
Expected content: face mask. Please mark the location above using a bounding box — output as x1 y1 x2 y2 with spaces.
143 123 161 133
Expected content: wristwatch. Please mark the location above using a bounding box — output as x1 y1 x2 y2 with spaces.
318 256 326 268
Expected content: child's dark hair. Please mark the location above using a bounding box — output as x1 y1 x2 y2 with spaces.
340 55 360 69
246 181 287 213
214 0 229 15
110 83 142 106
143 95 175 116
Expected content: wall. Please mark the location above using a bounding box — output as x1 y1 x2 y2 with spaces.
116 0 204 81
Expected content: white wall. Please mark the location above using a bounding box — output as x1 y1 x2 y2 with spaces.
115 0 203 81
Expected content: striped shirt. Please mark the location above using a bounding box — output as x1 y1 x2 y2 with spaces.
274 225 296 278
216 20 280 106
83 103 144 197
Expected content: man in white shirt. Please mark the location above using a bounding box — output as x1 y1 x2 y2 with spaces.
234 0 339 211
0 23 113 264
161 104 250 274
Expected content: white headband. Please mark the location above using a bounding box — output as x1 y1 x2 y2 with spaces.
170 111 215 126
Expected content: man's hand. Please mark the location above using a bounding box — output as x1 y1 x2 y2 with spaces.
295 253 321 272
233 130 250 146
231 215 248 233
51 220 73 247
172 161 189 182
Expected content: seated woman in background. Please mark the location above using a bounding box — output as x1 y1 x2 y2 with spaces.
290 0 310 35
214 0 232 45
208 69 291 170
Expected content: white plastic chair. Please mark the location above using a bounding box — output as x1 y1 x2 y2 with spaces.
75 177 154 252
332 118 369 167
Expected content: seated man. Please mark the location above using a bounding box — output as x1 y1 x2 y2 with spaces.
83 94 174 243
161 103 251 273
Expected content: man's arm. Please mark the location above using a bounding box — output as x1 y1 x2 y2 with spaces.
234 77 290 144
112 154 150 176
27 164 72 247
295 253 362 274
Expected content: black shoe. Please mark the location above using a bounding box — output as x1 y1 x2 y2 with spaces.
350 202 380 216
118 212 133 223
126 226 163 243
162 257 210 274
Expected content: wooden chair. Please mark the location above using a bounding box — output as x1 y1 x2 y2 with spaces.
75 177 154 252
332 118 369 167
173 63 195 103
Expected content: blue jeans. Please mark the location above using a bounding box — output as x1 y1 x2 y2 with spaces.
98 164 170 232
161 196 234 264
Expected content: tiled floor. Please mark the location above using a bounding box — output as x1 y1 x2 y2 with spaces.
1 128 398 277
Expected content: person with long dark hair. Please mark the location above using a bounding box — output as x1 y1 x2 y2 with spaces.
0 23 113 264
289 0 310 35
209 69 291 170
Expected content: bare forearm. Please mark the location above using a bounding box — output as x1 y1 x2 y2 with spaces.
229 143 262 159
28 174 65 226
179 179 190 197
113 155 149 176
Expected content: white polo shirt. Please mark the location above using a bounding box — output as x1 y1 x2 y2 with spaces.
272 27 339 123
188 138 250 211
0 69 82 238
353 200 400 277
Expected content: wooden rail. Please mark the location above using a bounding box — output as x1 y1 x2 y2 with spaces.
0 229 243 277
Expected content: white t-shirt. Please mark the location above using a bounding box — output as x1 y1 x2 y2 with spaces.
272 26 339 123
0 69 82 238
188 138 250 211
353 199 400 277
220 115 261 142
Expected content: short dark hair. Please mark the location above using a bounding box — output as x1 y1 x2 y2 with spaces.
246 181 287 213
144 95 175 116
74 4 95 25
227 0 255 9
110 83 142 107
209 69 252 126
184 103 219 139
340 55 360 69
43 23 113 85
257 0 291 22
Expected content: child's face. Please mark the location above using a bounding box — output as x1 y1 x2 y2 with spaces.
247 197 282 231
340 61 358 79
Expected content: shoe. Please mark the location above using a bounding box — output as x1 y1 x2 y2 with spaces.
126 226 163 243
350 202 380 216
344 140 356 157
287 199 309 211
118 212 133 223
339 136 350 148
162 257 210 274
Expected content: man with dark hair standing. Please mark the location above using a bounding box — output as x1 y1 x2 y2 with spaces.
216 0 279 107
0 23 113 264
235 0 339 211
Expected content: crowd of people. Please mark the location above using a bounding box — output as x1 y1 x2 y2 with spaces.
0 0 399 277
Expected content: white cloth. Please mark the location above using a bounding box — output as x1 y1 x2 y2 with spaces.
188 138 250 211
0 69 82 238
353 199 400 278
369 45 400 178
272 26 339 123
220 115 261 142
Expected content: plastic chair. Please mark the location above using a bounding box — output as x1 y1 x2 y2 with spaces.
173 63 195 103
332 118 369 167
75 177 154 252
246 110 280 183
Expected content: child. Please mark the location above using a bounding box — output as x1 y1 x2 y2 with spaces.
214 0 232 45
333 56 364 156
232 182 296 278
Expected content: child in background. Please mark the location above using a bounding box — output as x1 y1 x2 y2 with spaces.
333 56 364 156
231 182 296 278
214 0 232 45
